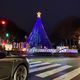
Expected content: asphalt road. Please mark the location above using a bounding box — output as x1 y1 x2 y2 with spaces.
28 56 80 80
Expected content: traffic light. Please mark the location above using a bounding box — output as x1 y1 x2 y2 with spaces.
1 20 7 25
1 20 6 25
5 33 10 38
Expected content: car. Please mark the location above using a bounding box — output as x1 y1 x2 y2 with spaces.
0 51 29 80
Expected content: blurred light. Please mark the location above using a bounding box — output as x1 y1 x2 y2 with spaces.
5 33 9 37
5 44 12 51
2 42 6 45
22 48 26 51
1 20 6 25
37 12 41 18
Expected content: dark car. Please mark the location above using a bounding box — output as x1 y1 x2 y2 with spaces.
0 51 29 80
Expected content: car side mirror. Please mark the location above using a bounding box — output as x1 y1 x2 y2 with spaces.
0 52 6 59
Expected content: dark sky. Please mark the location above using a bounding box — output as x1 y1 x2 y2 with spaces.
0 0 80 36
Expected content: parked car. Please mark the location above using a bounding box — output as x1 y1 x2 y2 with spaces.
0 51 29 80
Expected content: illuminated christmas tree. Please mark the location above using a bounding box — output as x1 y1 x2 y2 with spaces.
26 12 52 48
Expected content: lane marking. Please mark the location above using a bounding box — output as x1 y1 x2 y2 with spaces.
28 59 34 61
29 61 42 65
30 62 50 68
30 64 61 73
36 65 72 78
53 67 80 80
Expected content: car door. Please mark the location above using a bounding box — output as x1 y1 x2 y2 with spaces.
0 57 14 79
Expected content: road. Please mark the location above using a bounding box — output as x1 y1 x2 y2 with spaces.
28 56 80 80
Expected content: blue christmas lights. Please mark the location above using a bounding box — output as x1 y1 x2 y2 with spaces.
26 13 52 49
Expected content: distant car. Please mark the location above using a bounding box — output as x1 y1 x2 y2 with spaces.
0 51 29 80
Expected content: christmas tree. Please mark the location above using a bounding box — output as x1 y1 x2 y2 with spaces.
26 12 52 48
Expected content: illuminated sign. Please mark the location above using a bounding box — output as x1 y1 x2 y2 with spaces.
26 48 78 53
5 44 12 51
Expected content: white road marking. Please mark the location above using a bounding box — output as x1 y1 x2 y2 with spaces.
30 62 50 68
30 64 61 73
53 67 80 80
29 61 42 65
36 65 72 78
28 59 34 62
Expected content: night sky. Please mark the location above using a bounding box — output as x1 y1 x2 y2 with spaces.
0 0 80 36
